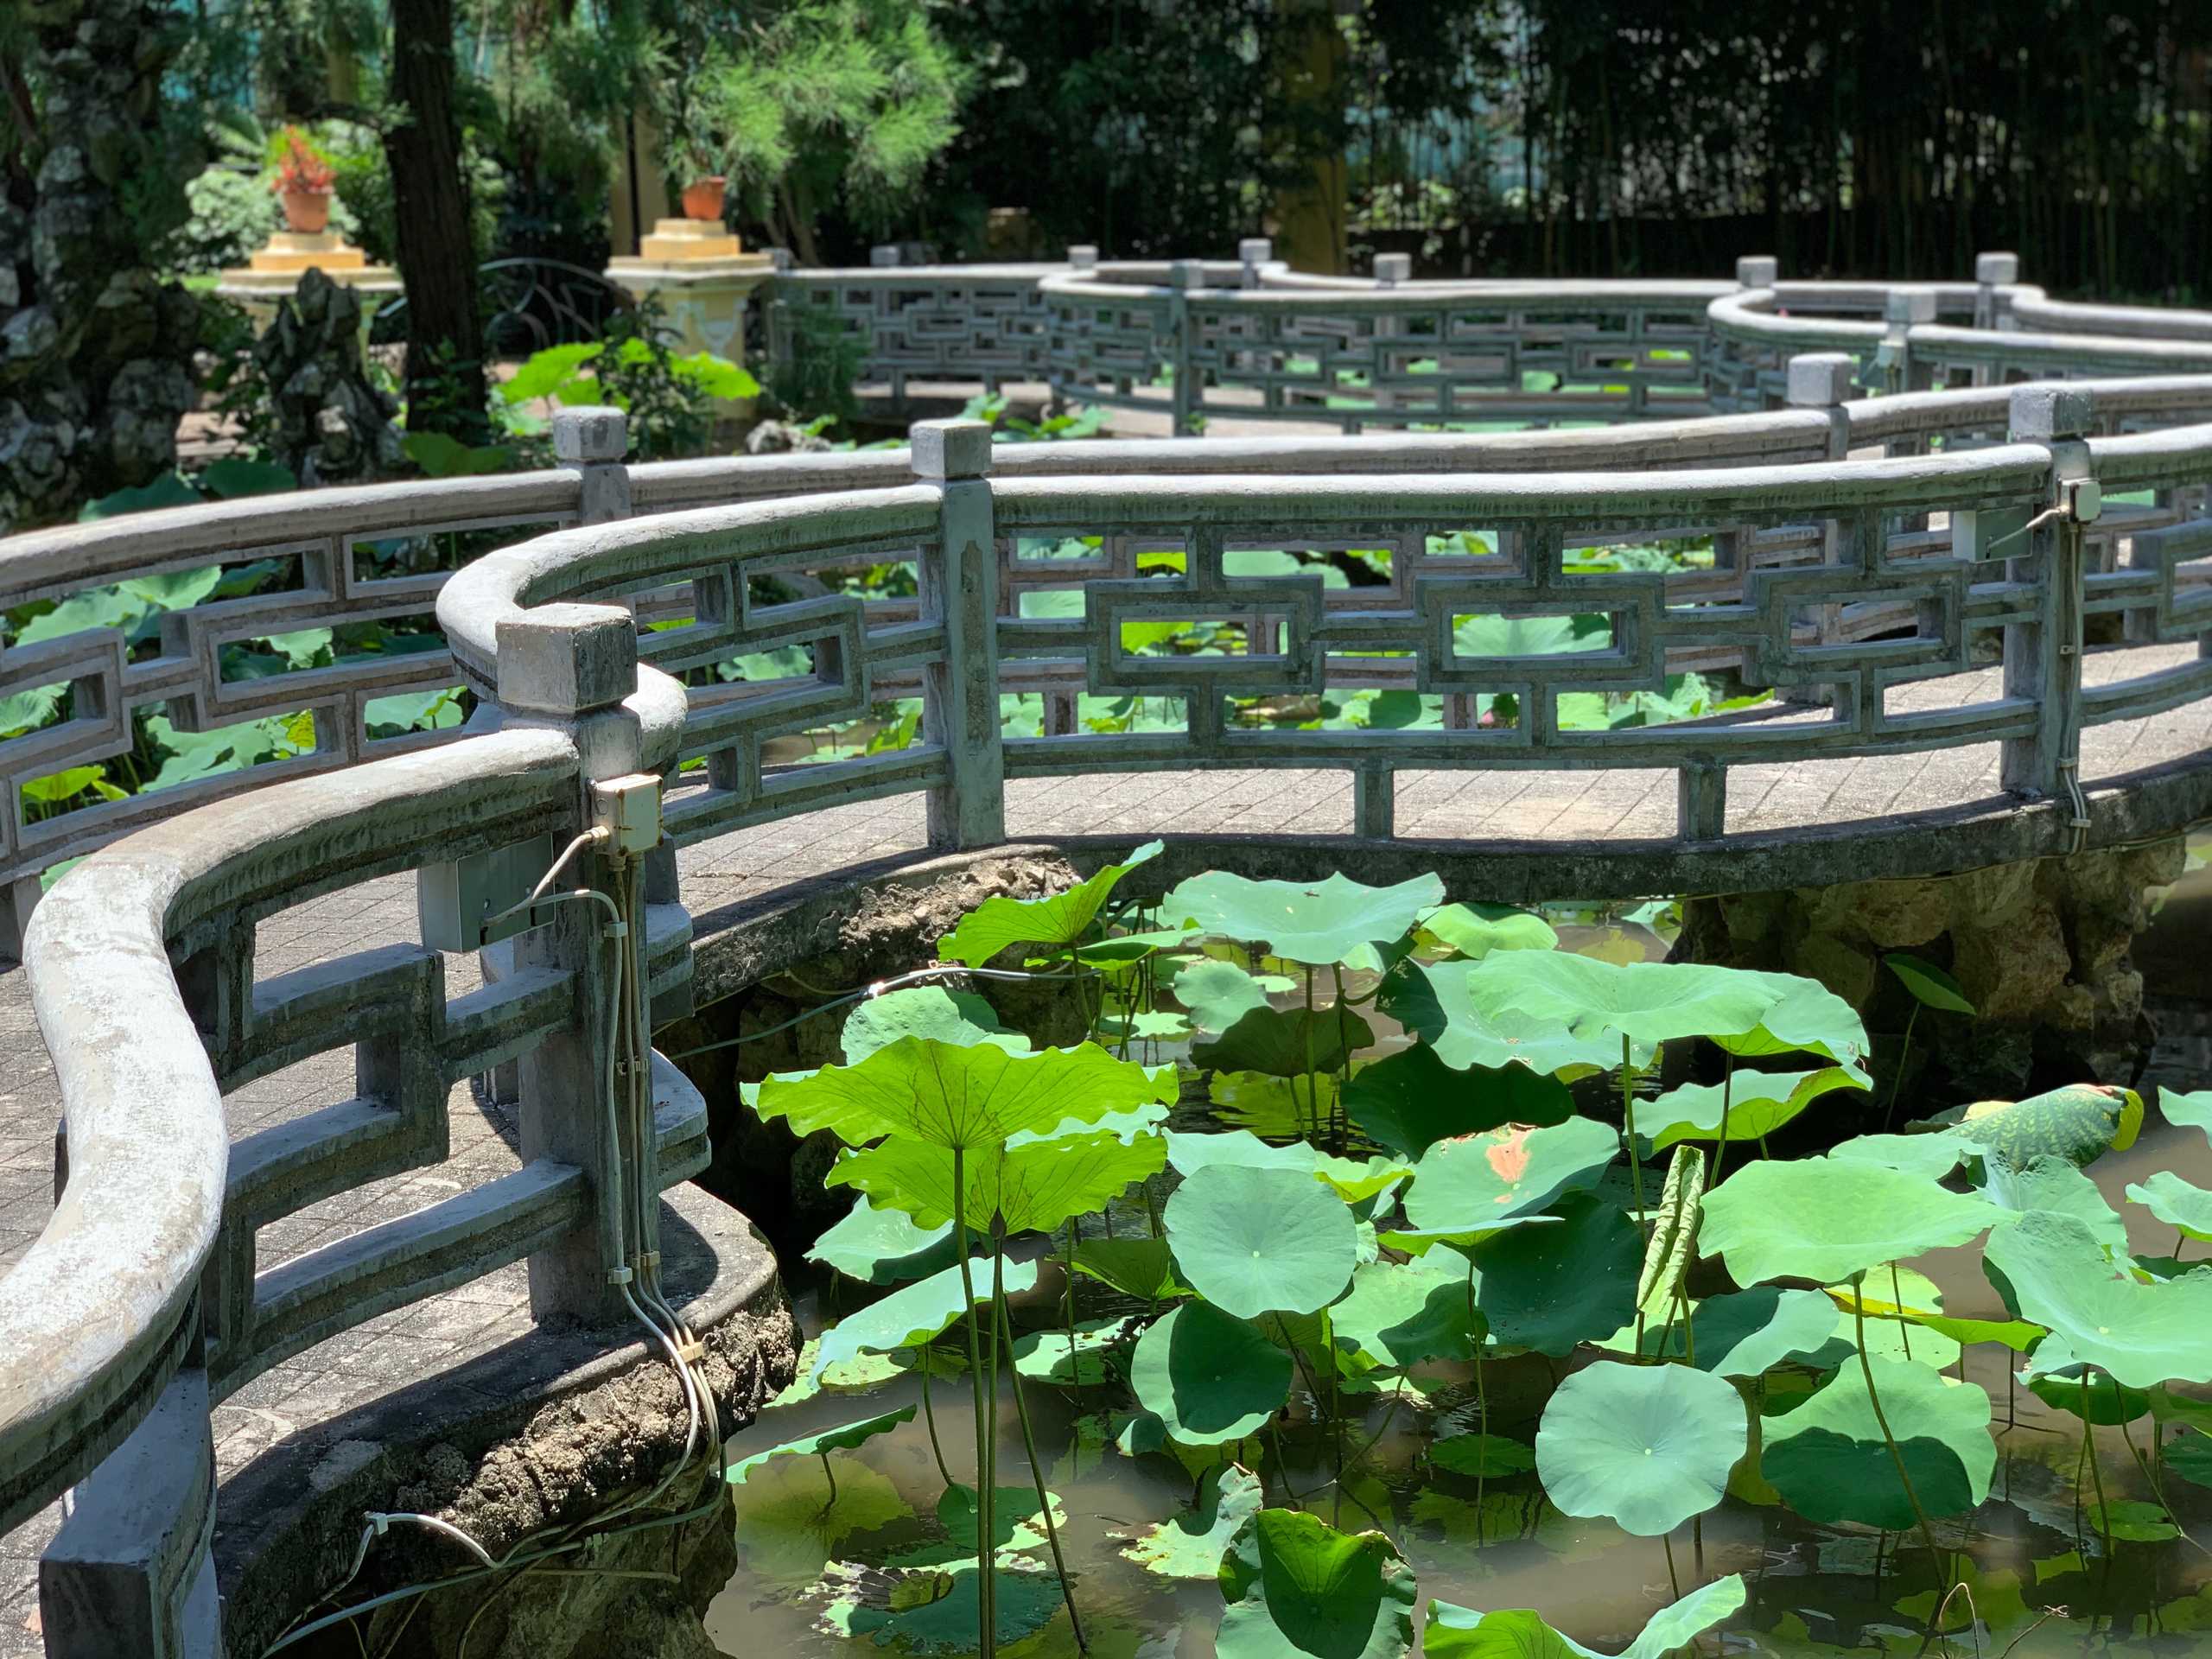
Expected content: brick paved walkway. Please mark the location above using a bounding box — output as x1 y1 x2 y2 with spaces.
2 639 2209 1652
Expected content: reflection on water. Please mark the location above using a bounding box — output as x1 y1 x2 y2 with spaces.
709 849 2212 1656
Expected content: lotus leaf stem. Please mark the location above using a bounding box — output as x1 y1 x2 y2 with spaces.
1622 1033 1649 1237
1713 1054 1733 1184
1889 1262 1913 1361
1883 1003 1922 1132
2082 1370 2114 1562
1662 1531 1682 1599
2116 1408 2207 1556
995 1253 1088 1651
817 1452 838 1512
1853 1276 1949 1592
950 1148 996 1659
918 1355 956 1490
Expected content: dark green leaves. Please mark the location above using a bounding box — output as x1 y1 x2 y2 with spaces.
1165 1164 1358 1318
938 840 1162 965
1763 1357 1994 1529
1474 1193 1641 1356
1130 1301 1292 1446
1425 1577 1745 1659
1344 1046 1573 1160
1885 952 1976 1014
1216 1509 1417 1659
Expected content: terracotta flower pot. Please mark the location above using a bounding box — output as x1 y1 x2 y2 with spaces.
681 176 728 223
281 188 332 234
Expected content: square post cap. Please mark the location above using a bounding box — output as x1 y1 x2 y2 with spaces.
2009 385 2094 442
1735 255 1778 288
868 245 901 267
1372 252 1412 285
496 603 638 716
1066 245 1099 270
1168 259 1205 290
551 406 627 465
768 247 794 271
1785 353 1859 408
1885 286 1939 324
1975 251 2021 284
1238 238 1274 264
911 418 994 480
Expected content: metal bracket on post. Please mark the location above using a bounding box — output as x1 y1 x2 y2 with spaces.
913 420 1006 851
1999 386 2096 843
1167 259 1203 435
553 405 631 524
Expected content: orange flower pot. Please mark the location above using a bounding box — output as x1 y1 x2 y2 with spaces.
681 176 728 223
281 188 332 234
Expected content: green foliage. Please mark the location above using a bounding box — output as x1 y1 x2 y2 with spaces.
1119 1464 1263 1578
1535 1362 1745 1535
1926 1084 2145 1167
1216 1510 1417 1659
1401 1118 1618 1230
1698 1156 2008 1287
1992 1211 2212 1388
727 1404 915 1483
937 839 1160 966
1160 870 1446 965
1342 1046 1573 1160
1425 1577 1746 1659
500 298 760 461
1163 1164 1357 1319
1763 1357 1996 1529
1130 1301 1291 1446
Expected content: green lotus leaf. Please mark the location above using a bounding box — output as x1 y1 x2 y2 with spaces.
827 1124 1166 1236
1432 1433 1537 1478
728 1404 917 1483
1464 954 1863 1062
1167 1127 1318 1177
805 1195 957 1286
1926 1083 2145 1167
1216 1508 1417 1659
1986 1209 2212 1386
1342 1045 1573 1160
1403 1116 1620 1230
1101 1007 1192 1043
1130 1301 1293 1445
1618 1285 1852 1375
1707 974 1872 1080
1120 1463 1264 1578
1416 902 1559 961
1011 1318 1136 1386
840 985 1030 1064
1983 1153 2130 1251
1824 1266 1961 1369
1828 1132 1973 1180
1764 1357 1995 1529
1377 958 1631 1077
2163 1428 2212 1490
1824 1277 2044 1354
1535 1361 1745 1535
1424 1575 1746 1659
1472 1192 1641 1356
1174 958 1295 1032
1071 1237 1185 1300
933 1483 1068 1554
1313 1152 1414 1206
735 1454 912 1586
2027 1363 2150 1424
1885 951 1977 1014
756 1036 1174 1148
1699 1156 2007 1287
1331 1257 1478 1370
1192 1002 1376 1078
2163 1089 2212 1147
937 839 1162 965
1165 1163 1358 1318
1160 869 1446 965
2087 1499 2181 1542
2126 1171 2212 1243
812 1256 1040 1379
823 1560 1063 1652
1640 1067 1866 1151
1374 1213 1563 1255
1633 1144 1705 1329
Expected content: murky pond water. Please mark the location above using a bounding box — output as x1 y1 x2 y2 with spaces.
706 849 2212 1658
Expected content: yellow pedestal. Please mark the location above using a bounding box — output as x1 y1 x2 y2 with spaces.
607 226 776 428
214 232 401 333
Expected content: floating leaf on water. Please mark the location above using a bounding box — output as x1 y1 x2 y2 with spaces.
839 985 1031 1063
2126 1170 2212 1242
1473 1192 1641 1357
811 1256 1041 1379
1128 1300 1293 1446
1376 958 1630 1077
1535 1361 1745 1535
1424 1574 1746 1659
1117 1463 1264 1578
1330 1256 1478 1370
1991 1209 2212 1387
728 1404 917 1484
1012 1318 1137 1386
1885 952 1977 1014
806 1196 957 1286
2088 1500 2182 1542
1699 1156 2007 1287
1173 958 1296 1033
1215 1508 1418 1659
2162 1428 2212 1489
1763 1357 1995 1529
1342 1045 1573 1159
936 839 1162 965
820 1559 1064 1652
1402 1116 1621 1230
734 1455 912 1586
1159 869 1446 965
1640 1067 1866 1151
1164 1162 1357 1318
933 1483 1067 1554
1926 1083 2145 1167
1432 1432 1538 1478
1417 902 1560 961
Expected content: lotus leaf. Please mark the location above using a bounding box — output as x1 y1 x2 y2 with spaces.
934 1483 1068 1554
1377 958 1630 1077
755 1036 1173 1148
1424 1575 1746 1659
1404 1116 1620 1230
806 1195 957 1285
1463 953 1853 1055
2027 1364 2150 1425
1311 1153 1413 1208
826 1124 1166 1236
1011 1319 1136 1386
1828 1132 1973 1179
1535 1361 1745 1534
1473 1192 1641 1356
1374 1213 1563 1255
1330 1257 1478 1369
1174 958 1295 1032
823 1560 1063 1652
1192 1003 1376 1078
1640 1067 1865 1151
1764 1357 1995 1529
2163 1429 2212 1490
1071 1237 1185 1300
734 1455 912 1586
812 1257 1040 1379
2126 1171 2212 1242
1707 974 1872 1079
1432 1433 1537 1478
1821 1267 1961 1369
1824 1275 2043 1354
1120 1464 1264 1578
1160 869 1446 965
1130 1301 1293 1445
1417 902 1559 961
1215 1508 1417 1659
1166 1128 1318 1178
1926 1084 2144 1167
1699 1157 2006 1287
1342 1045 1573 1160
1624 1285 1850 1375
2087 1500 2181 1542
1166 1163 1358 1318
1985 1210 2212 1386
728 1405 918 1483
1885 952 1976 1014
937 839 1161 965
840 986 1030 1064
2163 1089 2212 1147
1983 1153 2130 1251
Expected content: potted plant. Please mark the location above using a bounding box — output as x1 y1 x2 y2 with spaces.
270 126 337 234
658 101 728 224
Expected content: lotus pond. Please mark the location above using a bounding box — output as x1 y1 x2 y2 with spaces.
701 845 2212 1659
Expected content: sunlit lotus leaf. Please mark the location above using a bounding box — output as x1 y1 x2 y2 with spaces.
1330 1257 1477 1369
2163 1089 2212 1147
2162 1428 2212 1490
1166 1164 1358 1318
1174 958 1295 1032
1374 1213 1563 1256
1699 1157 2007 1287
1376 958 1631 1077
937 838 1161 965
1101 1007 1192 1043
1885 951 1976 1014
1983 1153 2130 1251
806 1195 957 1285
840 985 1030 1064
1986 1210 2212 1386
1824 1274 2043 1354
1012 1318 1137 1386
1827 1132 1973 1180
1160 869 1446 965
756 1036 1174 1148
1431 1433 1537 1478
728 1404 917 1483
1193 1003 1376 1078
2126 1171 2212 1242
811 1256 1040 1379
821 1559 1063 1653
1424 1575 1746 1659
1463 954 1860 1061
826 1124 1166 1236
1641 1067 1866 1151
1130 1301 1293 1445
1535 1361 1745 1535
1342 1044 1573 1160
1167 1127 1317 1177
734 1455 912 1586
1312 1152 1414 1206
2088 1499 2181 1542
1119 1463 1264 1578
1707 975 1872 1081
1416 902 1559 961
1216 1508 1417 1659
2027 1363 2150 1424
1925 1084 2144 1167
1473 1192 1641 1356
1404 1116 1619 1230
1619 1285 1851 1375
1764 1357 1994 1529
1071 1237 1185 1300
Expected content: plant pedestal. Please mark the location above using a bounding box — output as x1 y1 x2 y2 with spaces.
607 219 776 429
214 230 400 338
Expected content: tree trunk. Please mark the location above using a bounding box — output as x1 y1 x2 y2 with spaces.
384 0 488 442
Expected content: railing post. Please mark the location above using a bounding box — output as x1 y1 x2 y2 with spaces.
495 602 649 1325
1999 385 2096 821
1239 237 1273 289
1879 285 1937 393
1735 255 1778 290
1974 251 2020 333
1373 252 1411 289
914 419 1006 850
1067 244 1099 274
1167 258 1203 435
1352 762 1394 840
1783 353 1859 707
555 405 632 524
1676 754 1726 843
